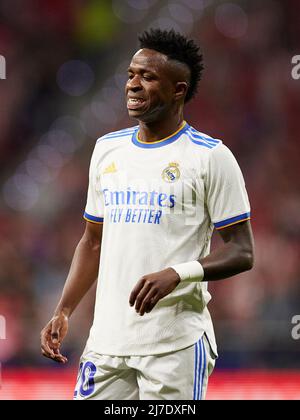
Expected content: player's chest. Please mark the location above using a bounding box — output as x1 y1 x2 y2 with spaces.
97 149 206 202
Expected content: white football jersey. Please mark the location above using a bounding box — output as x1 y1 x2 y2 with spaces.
84 121 250 356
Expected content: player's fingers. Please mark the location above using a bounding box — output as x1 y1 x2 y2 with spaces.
41 329 56 355
41 346 52 359
51 318 62 346
41 343 55 359
41 348 65 363
134 282 152 312
41 348 52 359
138 288 158 316
53 346 68 363
50 354 67 364
41 344 68 363
129 278 146 306
53 352 68 364
144 293 160 314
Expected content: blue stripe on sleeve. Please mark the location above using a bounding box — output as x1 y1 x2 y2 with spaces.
214 212 251 229
83 212 104 223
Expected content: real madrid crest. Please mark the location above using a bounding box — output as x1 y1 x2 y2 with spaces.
162 162 180 183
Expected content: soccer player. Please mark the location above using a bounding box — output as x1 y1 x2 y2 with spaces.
41 29 254 400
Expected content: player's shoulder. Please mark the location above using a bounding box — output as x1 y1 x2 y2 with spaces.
96 125 138 145
185 124 223 151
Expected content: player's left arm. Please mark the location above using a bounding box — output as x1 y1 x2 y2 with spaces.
129 220 254 316
199 219 254 280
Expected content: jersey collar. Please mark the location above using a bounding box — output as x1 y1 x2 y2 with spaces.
132 121 189 149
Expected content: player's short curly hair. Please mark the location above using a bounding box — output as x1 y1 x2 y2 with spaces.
138 28 204 103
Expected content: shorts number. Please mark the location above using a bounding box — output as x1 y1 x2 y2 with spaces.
75 361 97 398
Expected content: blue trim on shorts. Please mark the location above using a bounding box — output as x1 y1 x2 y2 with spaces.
193 336 207 400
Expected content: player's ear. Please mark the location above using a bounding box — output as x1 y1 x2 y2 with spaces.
174 81 188 101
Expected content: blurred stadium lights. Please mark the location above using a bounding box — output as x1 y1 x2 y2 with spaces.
215 3 248 39
112 0 149 24
25 159 53 184
2 127 79 211
50 115 82 133
126 0 159 10
3 175 39 211
168 3 194 25
45 130 77 156
153 4 194 34
56 60 95 97
80 105 106 139
180 0 207 10
147 0 212 34
147 17 183 33
50 116 85 149
91 100 118 126
36 145 64 170
80 70 128 137
97 85 127 112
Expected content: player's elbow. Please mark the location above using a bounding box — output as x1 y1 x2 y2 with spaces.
240 247 254 271
235 233 254 272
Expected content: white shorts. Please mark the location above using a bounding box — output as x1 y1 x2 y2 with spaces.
74 334 216 400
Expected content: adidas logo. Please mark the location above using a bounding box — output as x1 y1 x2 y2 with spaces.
103 162 117 174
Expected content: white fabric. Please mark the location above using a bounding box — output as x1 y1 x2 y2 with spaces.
84 122 250 356
74 334 215 400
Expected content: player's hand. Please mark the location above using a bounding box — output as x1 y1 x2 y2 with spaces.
40 312 69 363
129 268 181 316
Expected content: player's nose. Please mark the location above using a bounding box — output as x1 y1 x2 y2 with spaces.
126 76 143 92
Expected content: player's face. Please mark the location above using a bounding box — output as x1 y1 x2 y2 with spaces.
125 49 176 123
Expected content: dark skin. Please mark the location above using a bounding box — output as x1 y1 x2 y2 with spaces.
126 48 189 140
40 48 254 362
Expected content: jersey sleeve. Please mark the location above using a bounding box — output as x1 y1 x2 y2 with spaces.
205 143 251 230
83 146 104 224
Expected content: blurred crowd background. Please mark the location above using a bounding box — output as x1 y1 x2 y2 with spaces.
0 0 300 373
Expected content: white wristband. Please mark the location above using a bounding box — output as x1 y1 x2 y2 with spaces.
170 261 204 283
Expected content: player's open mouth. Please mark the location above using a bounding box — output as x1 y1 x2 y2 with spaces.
127 98 146 110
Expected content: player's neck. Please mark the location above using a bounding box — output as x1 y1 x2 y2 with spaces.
138 114 184 143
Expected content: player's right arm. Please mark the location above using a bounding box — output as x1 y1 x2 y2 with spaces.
40 220 102 363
